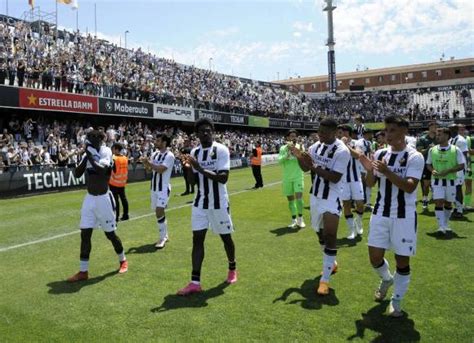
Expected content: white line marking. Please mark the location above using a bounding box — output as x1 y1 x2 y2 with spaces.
0 181 281 253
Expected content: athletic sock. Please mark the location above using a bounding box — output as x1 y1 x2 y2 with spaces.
295 198 304 217
355 210 364 230
455 200 463 214
434 207 445 228
465 194 472 206
229 261 236 271
444 206 452 228
288 200 297 218
373 258 392 281
345 214 355 234
321 248 337 282
118 251 126 262
157 216 168 240
80 260 89 272
392 266 411 301
191 271 201 285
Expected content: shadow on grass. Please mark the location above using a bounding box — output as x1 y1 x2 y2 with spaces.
425 232 467 240
151 282 229 313
47 270 117 294
273 276 339 310
337 235 362 248
450 215 472 222
419 210 435 217
347 301 421 342
126 244 156 254
270 226 303 237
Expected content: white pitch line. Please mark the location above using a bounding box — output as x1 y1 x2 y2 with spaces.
0 181 281 253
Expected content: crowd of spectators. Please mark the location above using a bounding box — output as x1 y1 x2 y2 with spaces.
2 19 469 123
0 20 312 119
0 115 298 172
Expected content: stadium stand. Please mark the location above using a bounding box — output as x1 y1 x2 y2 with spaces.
0 17 472 122
0 116 293 172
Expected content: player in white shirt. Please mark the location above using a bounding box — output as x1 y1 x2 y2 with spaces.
405 135 417 149
141 133 175 249
426 127 465 234
449 124 469 218
292 118 350 295
356 129 374 210
338 124 366 240
177 118 237 296
366 116 424 317
68 130 128 282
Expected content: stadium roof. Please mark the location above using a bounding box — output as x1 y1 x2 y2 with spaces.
276 57 474 84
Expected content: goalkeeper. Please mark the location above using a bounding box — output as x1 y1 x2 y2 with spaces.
278 129 306 229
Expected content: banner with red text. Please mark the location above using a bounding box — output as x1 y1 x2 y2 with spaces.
18 88 98 114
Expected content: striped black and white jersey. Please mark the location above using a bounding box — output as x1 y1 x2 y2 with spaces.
355 138 372 157
354 124 365 139
191 142 230 210
308 139 350 202
150 149 175 193
405 136 417 149
343 139 363 183
449 134 468 176
372 145 424 219
83 145 113 173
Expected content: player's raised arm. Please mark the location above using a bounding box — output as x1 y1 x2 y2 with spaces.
278 144 288 164
74 154 88 178
85 146 111 175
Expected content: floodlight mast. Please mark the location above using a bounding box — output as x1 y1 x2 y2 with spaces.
323 0 337 94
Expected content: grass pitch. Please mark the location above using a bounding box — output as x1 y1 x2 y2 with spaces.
0 164 473 342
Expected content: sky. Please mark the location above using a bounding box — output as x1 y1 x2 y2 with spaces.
1 0 473 81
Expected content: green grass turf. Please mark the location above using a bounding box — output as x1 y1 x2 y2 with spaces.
0 164 473 342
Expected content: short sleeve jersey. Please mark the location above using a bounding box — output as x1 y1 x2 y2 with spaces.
150 149 175 193
372 145 424 219
308 138 350 202
191 142 230 210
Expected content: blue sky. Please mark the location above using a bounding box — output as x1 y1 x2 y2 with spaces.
2 0 473 81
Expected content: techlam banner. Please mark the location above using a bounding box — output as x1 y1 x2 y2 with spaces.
195 110 248 126
0 167 86 197
18 88 98 114
268 118 304 129
260 154 279 166
23 169 86 191
0 159 250 198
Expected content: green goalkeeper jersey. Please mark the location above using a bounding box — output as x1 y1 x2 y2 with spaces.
278 143 304 182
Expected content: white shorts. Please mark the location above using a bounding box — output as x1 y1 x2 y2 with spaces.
341 181 364 201
431 179 456 202
368 215 417 256
80 191 116 232
310 195 342 233
191 206 234 235
151 189 170 209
